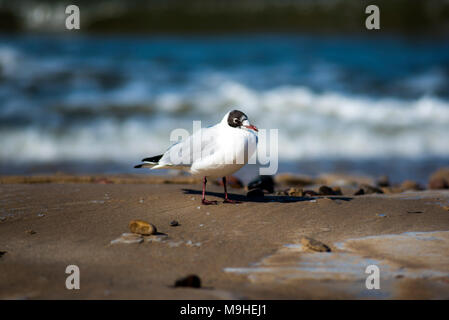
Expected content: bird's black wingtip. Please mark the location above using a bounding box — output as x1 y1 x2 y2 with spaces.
142 154 163 163
134 164 143 169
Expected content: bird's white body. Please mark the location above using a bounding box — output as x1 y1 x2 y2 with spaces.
143 111 258 178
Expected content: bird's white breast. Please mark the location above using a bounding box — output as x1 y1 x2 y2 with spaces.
189 125 257 178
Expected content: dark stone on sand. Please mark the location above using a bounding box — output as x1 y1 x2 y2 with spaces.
400 180 422 191
300 236 331 252
354 188 365 195
303 190 318 197
0 251 6 258
174 274 201 288
219 176 244 189
170 220 179 227
318 186 335 196
376 175 390 187
287 187 303 197
332 187 343 195
247 188 265 198
248 175 274 193
428 168 449 189
25 230 36 235
360 184 384 194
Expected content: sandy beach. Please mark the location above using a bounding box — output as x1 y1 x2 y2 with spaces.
1 174 448 299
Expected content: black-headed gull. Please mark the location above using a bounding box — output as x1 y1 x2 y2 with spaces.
134 110 258 204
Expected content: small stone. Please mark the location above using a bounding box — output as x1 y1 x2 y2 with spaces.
428 168 449 189
111 233 143 244
354 188 365 196
376 213 387 218
377 175 390 187
400 180 422 191
318 185 335 196
287 187 303 197
332 187 343 195
247 188 264 198
303 190 318 197
37 213 46 217
174 274 201 288
26 229 36 235
129 220 157 235
0 251 6 258
360 184 384 194
248 175 274 193
170 220 179 227
381 187 402 194
300 236 331 252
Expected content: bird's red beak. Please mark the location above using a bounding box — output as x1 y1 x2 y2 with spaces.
244 125 258 132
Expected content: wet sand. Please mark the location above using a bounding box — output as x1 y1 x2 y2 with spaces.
0 177 448 299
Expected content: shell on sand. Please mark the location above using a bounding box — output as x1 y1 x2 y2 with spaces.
129 220 157 235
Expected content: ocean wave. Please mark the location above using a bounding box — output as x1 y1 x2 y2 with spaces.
1 81 449 162
1 36 449 163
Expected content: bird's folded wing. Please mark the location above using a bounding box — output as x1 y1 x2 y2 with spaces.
156 126 219 168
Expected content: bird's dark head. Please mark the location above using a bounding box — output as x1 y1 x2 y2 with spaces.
226 110 258 132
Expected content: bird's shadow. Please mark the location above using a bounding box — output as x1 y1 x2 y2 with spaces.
182 189 352 203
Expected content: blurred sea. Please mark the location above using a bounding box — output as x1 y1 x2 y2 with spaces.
0 34 448 183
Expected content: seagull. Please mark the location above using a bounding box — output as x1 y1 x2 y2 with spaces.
134 110 258 204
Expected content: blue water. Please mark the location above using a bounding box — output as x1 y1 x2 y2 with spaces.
0 34 448 182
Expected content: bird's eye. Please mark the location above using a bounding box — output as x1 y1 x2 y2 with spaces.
233 118 239 124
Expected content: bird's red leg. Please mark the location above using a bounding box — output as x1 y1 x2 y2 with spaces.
222 176 241 204
202 176 217 205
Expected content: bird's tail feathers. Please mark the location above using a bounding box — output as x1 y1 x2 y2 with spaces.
134 154 163 169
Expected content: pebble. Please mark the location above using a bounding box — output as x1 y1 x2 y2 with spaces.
247 175 274 193
174 275 201 288
110 233 143 245
300 236 331 252
318 185 335 196
129 220 157 235
400 180 422 191
287 187 303 197
360 184 384 194
376 213 387 218
0 251 6 258
37 213 46 217
332 187 343 195
376 175 390 187
170 220 179 227
25 229 36 235
428 167 449 189
303 190 318 197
